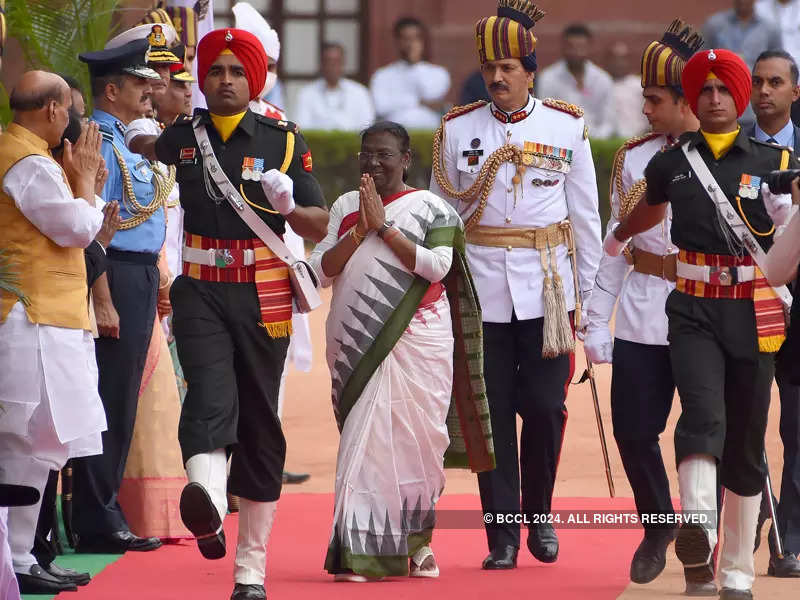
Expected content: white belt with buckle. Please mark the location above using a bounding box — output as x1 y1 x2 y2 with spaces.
182 246 255 267
676 261 756 286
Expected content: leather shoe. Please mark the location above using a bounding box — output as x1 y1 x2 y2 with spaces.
16 564 78 594
282 471 310 484
768 552 800 577
683 566 717 597
181 482 226 559
719 588 753 599
629 533 673 584
481 545 518 569
44 561 91 585
527 523 558 563
231 583 266 599
76 530 162 553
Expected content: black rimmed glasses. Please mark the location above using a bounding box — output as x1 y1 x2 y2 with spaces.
357 150 399 163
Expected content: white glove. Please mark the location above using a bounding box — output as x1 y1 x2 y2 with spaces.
583 325 614 364
261 169 296 216
761 182 793 227
124 118 161 150
603 224 630 257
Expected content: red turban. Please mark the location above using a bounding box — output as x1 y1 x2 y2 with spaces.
681 48 751 118
197 28 267 101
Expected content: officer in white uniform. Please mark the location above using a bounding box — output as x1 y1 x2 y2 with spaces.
581 19 709 591
430 0 601 570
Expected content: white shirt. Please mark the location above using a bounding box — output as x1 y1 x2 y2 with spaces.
585 134 676 346
294 77 375 131
756 0 800 63
536 59 616 139
370 60 451 129
429 96 602 323
611 75 649 139
0 155 106 448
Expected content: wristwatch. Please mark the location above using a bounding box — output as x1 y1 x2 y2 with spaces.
377 220 395 238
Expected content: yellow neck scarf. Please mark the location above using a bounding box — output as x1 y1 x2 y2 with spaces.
701 127 740 160
210 111 246 143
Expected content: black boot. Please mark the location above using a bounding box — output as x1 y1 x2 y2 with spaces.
526 523 558 563
231 583 266 599
629 531 674 584
481 545 518 569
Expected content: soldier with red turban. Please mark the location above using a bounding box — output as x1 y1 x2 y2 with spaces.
608 47 800 600
125 28 328 600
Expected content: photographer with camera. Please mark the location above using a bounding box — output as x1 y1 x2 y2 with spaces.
749 49 800 578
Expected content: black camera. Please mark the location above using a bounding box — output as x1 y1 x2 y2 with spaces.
765 169 800 195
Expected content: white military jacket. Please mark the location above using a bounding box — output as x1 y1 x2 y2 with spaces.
430 95 602 323
586 133 676 346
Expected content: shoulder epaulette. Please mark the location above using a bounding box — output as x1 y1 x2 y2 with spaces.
443 100 488 122
97 123 114 143
751 137 791 152
173 114 193 126
255 113 300 134
542 98 584 118
624 131 661 150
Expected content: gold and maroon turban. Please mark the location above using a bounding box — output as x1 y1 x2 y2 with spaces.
475 0 545 72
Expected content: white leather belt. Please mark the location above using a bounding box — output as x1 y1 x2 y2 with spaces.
182 246 255 267
676 260 756 286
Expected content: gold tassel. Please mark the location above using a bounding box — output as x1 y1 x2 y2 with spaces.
541 272 561 359
551 272 576 355
259 320 293 338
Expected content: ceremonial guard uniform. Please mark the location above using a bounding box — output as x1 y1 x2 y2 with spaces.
582 20 706 588
617 48 800 598
431 0 602 568
71 40 167 552
135 28 326 600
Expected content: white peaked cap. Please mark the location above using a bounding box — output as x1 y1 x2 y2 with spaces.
232 2 280 61
105 22 178 50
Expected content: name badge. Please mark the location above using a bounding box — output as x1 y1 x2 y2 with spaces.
462 149 483 166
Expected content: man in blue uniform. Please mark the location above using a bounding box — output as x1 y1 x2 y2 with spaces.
71 39 168 554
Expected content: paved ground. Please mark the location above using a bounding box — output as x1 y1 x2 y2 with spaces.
281 289 793 598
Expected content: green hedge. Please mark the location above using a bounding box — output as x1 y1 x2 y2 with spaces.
303 130 623 229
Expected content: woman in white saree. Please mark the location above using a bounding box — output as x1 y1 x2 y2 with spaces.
310 122 494 582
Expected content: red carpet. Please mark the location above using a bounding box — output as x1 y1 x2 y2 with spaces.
59 494 642 600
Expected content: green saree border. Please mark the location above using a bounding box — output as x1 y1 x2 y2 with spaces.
337 226 453 426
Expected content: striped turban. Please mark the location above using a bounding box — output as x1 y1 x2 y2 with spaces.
162 6 199 48
641 19 704 89
475 0 545 72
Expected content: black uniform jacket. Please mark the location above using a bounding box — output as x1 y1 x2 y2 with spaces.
154 108 325 239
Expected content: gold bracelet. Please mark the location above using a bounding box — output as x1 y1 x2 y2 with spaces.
350 226 365 245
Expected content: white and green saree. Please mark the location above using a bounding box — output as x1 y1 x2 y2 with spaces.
309 188 494 578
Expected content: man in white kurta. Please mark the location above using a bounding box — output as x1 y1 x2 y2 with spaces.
294 43 375 131
430 1 601 570
370 17 450 129
535 24 615 139
0 73 107 594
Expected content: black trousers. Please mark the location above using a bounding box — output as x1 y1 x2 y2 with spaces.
666 291 772 496
72 251 158 537
32 470 60 567
775 338 800 554
478 315 573 550
170 275 289 502
611 339 676 539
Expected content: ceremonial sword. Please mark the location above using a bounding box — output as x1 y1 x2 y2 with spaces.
578 358 615 497
763 449 784 558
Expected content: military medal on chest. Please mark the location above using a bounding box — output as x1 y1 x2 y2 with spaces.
241 156 265 181
738 174 761 199
522 142 573 174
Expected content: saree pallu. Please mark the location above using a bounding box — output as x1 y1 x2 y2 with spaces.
117 317 191 540
315 189 494 577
